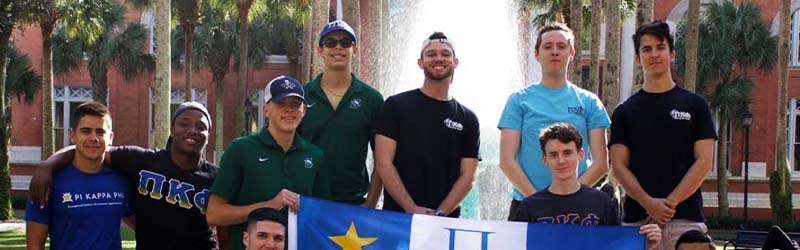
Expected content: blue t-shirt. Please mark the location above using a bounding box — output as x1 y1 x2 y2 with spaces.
498 82 610 200
26 163 132 250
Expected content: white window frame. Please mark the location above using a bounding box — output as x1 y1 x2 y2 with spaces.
789 99 800 176
792 10 800 66
148 88 208 146
54 86 93 147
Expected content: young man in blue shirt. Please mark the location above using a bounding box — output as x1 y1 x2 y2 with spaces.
26 102 133 250
499 22 610 220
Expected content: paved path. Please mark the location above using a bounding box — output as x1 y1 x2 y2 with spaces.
0 220 24 233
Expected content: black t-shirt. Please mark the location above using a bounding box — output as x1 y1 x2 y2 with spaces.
375 89 480 217
609 87 716 223
513 185 620 225
111 146 217 250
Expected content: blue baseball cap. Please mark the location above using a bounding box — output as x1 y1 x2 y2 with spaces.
265 75 305 103
319 20 357 46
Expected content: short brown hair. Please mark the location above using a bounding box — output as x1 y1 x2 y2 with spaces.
534 23 575 52
538 123 582 154
71 101 111 129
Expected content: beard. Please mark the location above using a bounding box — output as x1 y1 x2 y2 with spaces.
423 65 454 81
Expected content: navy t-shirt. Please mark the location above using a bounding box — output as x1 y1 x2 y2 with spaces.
513 185 620 225
26 163 132 250
609 86 716 223
375 89 480 217
110 146 217 250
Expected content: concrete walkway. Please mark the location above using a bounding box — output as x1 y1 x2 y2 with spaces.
0 220 24 233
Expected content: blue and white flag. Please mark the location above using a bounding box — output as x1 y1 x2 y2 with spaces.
289 197 645 250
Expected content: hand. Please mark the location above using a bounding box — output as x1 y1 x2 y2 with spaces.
406 206 435 215
29 165 54 208
643 198 676 225
268 189 300 213
639 224 662 249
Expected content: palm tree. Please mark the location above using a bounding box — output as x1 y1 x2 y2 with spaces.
192 4 237 163
587 0 602 94
174 0 203 102
1 46 41 219
309 0 329 79
772 0 793 227
25 0 112 158
602 0 621 114
568 0 583 86
630 0 652 94
675 1 777 217
342 0 360 74
682 0 700 92
53 3 154 106
153 0 172 148
365 0 382 86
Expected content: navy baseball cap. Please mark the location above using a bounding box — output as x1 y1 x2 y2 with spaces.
319 20 357 46
265 75 305 103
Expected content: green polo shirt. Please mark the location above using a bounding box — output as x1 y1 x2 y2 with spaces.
299 73 384 205
211 127 329 250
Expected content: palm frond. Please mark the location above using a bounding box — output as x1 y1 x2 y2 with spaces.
5 45 41 103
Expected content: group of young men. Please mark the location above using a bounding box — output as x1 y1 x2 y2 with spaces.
25 18 715 250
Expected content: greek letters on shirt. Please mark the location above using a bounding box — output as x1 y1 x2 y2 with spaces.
535 213 602 225
137 170 211 214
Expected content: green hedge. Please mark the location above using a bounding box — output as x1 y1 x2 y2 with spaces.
706 215 797 232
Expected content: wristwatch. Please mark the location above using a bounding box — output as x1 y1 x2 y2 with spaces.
434 210 446 217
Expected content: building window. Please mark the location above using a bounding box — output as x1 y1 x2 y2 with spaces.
53 86 93 149
148 88 207 146
246 89 265 134
789 99 800 175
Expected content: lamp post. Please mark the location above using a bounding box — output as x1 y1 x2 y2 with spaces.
741 110 752 228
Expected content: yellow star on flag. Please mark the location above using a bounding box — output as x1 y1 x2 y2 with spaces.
328 222 378 250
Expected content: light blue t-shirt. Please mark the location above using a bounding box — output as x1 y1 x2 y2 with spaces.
26 163 131 250
498 82 610 201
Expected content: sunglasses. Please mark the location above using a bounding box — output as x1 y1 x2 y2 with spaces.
322 39 355 48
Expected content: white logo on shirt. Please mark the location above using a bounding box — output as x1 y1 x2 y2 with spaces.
443 118 464 131
259 157 270 162
670 109 692 121
304 157 314 168
306 103 317 108
62 193 73 203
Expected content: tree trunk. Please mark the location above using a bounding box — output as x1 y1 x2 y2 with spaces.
301 14 312 82
518 6 533 87
0 32 13 220
342 0 360 74
772 0 793 225
683 0 700 92
153 0 172 148
40 21 55 159
716 114 729 216
631 0 653 94
89 60 109 106
365 0 381 87
286 29 300 79
588 1 602 94
235 3 251 136
184 23 194 101
311 0 329 79
214 76 224 163
603 0 620 114
569 0 583 87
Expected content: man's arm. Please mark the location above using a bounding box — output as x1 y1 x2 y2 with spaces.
436 158 479 215
610 144 675 224
499 129 537 196
374 134 433 214
123 215 135 230
363 167 382 208
217 226 230 250
578 128 609 186
25 221 48 250
666 139 714 204
206 190 297 226
29 146 76 206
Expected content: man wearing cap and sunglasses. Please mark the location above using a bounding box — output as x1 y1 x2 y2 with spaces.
29 101 223 249
299 20 384 207
375 32 480 218
207 75 331 250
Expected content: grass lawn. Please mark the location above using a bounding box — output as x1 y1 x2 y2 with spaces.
0 210 135 249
